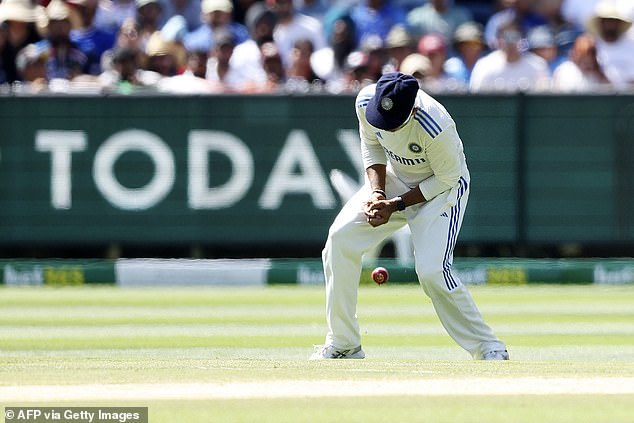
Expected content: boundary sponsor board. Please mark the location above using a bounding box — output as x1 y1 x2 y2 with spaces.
0 258 631 286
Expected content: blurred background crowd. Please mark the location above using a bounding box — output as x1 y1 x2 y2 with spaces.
1 0 633 95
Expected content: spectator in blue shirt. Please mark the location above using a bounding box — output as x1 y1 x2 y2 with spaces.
183 0 249 53
68 0 116 75
349 0 408 48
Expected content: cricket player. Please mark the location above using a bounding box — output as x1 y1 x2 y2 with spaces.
310 72 509 360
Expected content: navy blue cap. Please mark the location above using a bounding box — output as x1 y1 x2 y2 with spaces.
366 72 419 130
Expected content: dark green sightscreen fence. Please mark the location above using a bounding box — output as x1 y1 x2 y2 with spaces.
0 94 632 250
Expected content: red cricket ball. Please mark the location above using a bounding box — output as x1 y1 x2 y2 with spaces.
372 267 389 285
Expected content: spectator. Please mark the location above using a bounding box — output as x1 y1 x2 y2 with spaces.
39 0 89 81
586 1 634 89
270 0 326 66
444 21 486 85
98 46 161 92
101 17 145 72
349 0 407 48
135 0 165 49
470 18 550 92
310 14 356 86
286 38 321 91
256 40 286 91
407 0 473 42
159 0 203 31
94 0 137 32
359 35 387 83
532 0 580 58
384 24 415 73
157 47 216 93
295 0 329 21
229 1 276 90
144 31 181 76
340 50 372 92
0 0 44 83
399 51 431 83
551 33 611 92
417 32 467 92
184 0 249 53
527 25 563 73
205 28 240 90
14 42 48 92
68 0 117 75
484 0 547 49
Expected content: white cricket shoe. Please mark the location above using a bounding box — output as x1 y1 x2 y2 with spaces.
309 345 365 360
482 350 510 360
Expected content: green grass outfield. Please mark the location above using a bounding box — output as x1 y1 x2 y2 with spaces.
1 284 634 423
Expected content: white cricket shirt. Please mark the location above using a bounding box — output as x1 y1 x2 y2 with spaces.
356 85 470 203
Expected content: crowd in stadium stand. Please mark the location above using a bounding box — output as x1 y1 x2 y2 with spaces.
0 0 633 94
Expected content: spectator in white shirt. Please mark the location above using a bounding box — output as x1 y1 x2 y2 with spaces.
470 18 551 92
551 33 611 92
586 1 634 89
270 0 326 66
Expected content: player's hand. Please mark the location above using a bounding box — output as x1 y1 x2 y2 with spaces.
364 199 396 227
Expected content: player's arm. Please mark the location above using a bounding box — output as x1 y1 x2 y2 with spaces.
417 125 463 201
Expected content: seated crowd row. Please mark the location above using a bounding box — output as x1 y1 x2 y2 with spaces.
1 0 633 94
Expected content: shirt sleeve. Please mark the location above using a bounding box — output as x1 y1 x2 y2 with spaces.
356 101 387 169
418 124 463 201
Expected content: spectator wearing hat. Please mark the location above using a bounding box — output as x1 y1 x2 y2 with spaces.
384 24 416 73
349 0 407 48
14 42 49 92
144 30 181 76
183 0 249 53
532 0 580 58
551 33 611 92
407 0 473 42
527 24 564 73
159 0 203 31
586 1 634 89
68 0 117 75
470 17 550 92
156 43 217 93
0 0 45 83
270 0 326 67
444 21 486 85
37 0 89 81
417 32 466 93
399 51 430 83
135 0 165 50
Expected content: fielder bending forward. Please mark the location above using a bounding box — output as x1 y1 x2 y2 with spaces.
310 72 509 360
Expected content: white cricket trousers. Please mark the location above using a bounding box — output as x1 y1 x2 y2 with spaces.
321 173 506 359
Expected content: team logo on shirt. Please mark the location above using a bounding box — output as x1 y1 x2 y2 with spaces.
383 146 426 166
408 143 422 153
380 98 394 110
